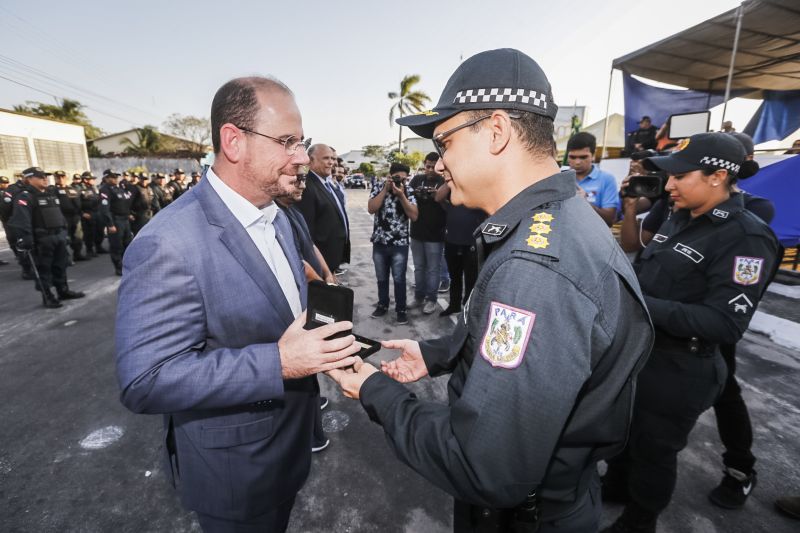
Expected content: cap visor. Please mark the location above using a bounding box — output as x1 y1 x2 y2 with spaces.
643 154 700 175
396 106 459 139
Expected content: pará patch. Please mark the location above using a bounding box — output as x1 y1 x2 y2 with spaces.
733 256 764 286
480 302 535 369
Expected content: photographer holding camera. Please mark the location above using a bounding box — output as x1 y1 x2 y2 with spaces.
367 162 418 324
408 152 447 314
602 132 779 533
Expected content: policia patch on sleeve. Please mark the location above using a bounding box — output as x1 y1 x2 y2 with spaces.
480 302 536 369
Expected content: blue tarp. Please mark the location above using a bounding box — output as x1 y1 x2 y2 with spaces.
622 73 729 134
743 90 800 144
739 155 800 247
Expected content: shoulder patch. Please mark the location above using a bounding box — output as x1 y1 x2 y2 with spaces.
482 223 507 237
652 233 668 243
480 302 536 369
525 211 555 250
733 256 764 286
712 208 729 219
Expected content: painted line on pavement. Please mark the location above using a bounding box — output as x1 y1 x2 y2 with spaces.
749 309 800 352
767 282 800 299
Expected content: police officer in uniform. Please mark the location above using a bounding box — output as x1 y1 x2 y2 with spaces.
53 170 86 262
601 133 779 533
2 174 34 277
327 49 654 533
187 171 201 189
79 171 106 256
7 167 85 307
166 168 186 201
150 173 172 211
98 169 134 275
131 172 156 234
0 176 11 265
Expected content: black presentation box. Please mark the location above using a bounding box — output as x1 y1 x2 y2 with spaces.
304 280 381 358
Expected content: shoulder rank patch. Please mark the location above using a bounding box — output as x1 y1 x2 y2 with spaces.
482 223 507 237
712 208 729 219
17 198 27 206
729 293 753 314
480 302 535 369
526 211 555 250
733 256 764 286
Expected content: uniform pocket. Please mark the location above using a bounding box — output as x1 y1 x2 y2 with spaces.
200 415 274 449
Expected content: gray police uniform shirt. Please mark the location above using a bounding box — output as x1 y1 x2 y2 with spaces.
360 170 654 511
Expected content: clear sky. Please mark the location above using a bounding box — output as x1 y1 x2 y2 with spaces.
1 0 773 153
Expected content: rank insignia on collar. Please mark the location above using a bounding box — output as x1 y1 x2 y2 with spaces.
482 223 507 237
480 302 535 369
733 256 764 286
532 212 554 223
712 209 729 219
652 234 668 243
527 234 549 249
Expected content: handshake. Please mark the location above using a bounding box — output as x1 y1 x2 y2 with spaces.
277 311 428 398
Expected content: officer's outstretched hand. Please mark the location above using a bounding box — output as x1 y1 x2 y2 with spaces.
278 311 360 379
326 357 378 400
380 339 428 383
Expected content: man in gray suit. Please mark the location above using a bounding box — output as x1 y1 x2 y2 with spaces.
115 76 360 532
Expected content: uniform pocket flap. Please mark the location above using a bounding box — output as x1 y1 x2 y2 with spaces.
201 416 273 449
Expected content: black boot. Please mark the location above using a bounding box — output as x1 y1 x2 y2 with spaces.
58 287 86 300
113 260 122 276
42 287 63 309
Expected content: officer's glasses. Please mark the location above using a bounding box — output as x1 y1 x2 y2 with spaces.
432 112 523 157
235 126 311 155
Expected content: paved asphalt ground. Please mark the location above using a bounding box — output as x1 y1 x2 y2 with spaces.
1 187 799 533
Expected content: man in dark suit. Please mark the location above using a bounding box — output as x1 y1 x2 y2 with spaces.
115 76 359 532
296 144 349 273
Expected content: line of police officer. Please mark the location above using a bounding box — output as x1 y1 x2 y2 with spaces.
1 166 199 306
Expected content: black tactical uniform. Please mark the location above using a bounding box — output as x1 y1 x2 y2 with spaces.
603 133 780 533
166 170 185 202
131 175 157 234
79 172 106 256
54 171 86 261
366 49 655 533
2 178 34 278
98 170 134 275
7 167 85 307
150 174 172 212
0 175 11 266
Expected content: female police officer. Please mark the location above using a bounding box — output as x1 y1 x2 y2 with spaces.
602 132 779 533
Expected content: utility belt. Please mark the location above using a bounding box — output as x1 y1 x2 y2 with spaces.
654 329 716 357
112 212 131 219
34 227 64 236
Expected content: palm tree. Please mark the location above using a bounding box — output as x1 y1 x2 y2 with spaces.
14 98 103 139
388 75 430 150
121 126 164 155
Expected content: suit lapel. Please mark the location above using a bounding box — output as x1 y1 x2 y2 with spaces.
311 173 346 227
196 178 295 327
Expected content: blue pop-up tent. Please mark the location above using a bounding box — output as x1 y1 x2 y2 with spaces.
740 155 800 247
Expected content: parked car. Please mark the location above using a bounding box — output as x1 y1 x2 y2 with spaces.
345 173 367 189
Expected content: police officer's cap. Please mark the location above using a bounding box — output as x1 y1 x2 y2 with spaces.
103 169 121 178
138 172 150 180
81 171 95 180
22 166 52 179
157 173 166 179
54 170 67 177
72 173 81 180
0 176 9 184
191 171 200 177
174 168 185 175
396 48 558 139
644 132 746 177
122 171 130 177
728 132 755 156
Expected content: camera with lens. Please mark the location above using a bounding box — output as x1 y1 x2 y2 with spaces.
391 175 404 187
415 185 437 201
623 171 668 199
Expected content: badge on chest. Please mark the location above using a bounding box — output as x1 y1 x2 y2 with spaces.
480 302 535 369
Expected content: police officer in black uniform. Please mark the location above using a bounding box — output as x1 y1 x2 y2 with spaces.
7 167 85 308
0 175 11 266
327 48 655 533
2 174 35 278
131 172 157 234
98 169 134 275
150 173 172 212
166 168 186 201
53 170 86 262
79 171 106 256
187 171 201 189
601 133 779 533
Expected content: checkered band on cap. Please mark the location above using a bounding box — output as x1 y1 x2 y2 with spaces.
454 88 549 110
699 156 741 174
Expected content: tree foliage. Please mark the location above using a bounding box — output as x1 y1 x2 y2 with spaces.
13 98 103 139
357 162 375 175
386 150 425 172
388 75 431 150
362 144 386 161
121 126 164 155
162 113 211 154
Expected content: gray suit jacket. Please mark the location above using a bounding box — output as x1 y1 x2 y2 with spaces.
115 176 316 520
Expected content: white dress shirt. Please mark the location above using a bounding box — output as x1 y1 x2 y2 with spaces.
206 168 302 317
